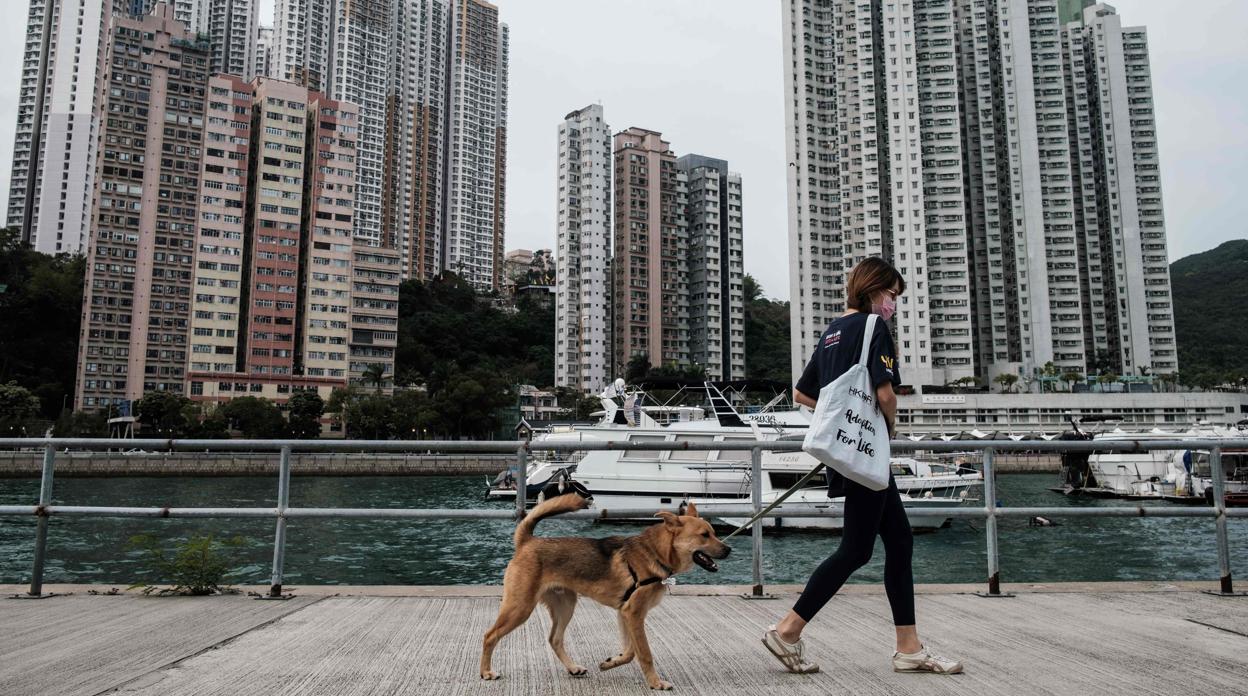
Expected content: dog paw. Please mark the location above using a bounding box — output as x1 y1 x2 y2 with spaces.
599 653 631 671
480 670 502 681
567 665 588 677
648 678 673 690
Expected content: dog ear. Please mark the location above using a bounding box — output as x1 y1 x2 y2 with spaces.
654 510 682 528
684 501 699 518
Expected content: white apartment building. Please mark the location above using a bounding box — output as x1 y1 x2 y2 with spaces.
783 0 1176 390
555 104 613 394
443 0 509 290
171 0 260 80
678 155 746 382
254 25 273 79
8 0 117 254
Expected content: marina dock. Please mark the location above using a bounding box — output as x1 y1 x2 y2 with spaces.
3 582 1245 695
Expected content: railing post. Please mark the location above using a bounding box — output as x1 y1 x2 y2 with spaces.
1209 447 1234 595
750 446 764 597
27 443 56 597
980 447 1008 597
268 445 292 598
515 444 528 520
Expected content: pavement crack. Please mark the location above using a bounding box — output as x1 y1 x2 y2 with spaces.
90 595 332 695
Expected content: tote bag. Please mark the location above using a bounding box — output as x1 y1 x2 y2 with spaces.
801 314 892 491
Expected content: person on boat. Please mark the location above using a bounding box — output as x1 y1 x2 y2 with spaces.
761 256 963 675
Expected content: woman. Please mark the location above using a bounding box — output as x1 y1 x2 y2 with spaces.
761 257 962 675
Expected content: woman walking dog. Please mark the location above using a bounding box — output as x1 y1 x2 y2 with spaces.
761 257 963 675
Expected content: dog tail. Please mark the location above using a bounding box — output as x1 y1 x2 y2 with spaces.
514 493 589 546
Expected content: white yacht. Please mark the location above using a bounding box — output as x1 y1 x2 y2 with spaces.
488 383 983 529
1058 424 1248 504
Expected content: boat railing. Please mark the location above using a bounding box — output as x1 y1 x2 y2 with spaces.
0 437 1245 599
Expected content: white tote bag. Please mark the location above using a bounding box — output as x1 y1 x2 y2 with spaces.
801 314 892 491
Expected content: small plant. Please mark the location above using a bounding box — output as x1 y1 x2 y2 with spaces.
127 533 245 596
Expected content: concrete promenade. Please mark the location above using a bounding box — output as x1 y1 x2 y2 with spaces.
2 582 1245 695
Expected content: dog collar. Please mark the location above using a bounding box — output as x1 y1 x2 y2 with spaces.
620 561 674 606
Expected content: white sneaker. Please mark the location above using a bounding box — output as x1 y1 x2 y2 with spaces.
761 625 820 674
892 645 963 674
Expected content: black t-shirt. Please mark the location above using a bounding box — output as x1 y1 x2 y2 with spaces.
795 312 901 496
795 312 901 400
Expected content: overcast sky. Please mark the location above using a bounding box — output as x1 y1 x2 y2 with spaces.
0 1 1242 301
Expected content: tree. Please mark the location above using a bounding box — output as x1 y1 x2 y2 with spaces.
0 381 42 436
220 396 286 439
743 274 791 383
362 363 387 394
1039 361 1059 393
135 391 192 437
0 229 85 419
946 376 978 393
52 409 108 437
625 354 650 384
1089 349 1118 377
342 392 397 440
993 373 1019 394
286 391 325 439
1061 371 1084 392
1096 372 1120 392
1157 372 1178 393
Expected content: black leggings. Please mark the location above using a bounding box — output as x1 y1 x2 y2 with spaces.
791 475 916 626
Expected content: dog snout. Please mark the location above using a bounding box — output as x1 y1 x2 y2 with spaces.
715 543 731 559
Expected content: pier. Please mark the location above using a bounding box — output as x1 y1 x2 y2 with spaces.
3 582 1245 695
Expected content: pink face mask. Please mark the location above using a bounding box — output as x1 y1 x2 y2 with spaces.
874 296 897 321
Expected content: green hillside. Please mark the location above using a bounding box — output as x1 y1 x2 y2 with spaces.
1170 239 1248 383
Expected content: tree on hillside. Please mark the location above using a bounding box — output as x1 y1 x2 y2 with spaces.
0 381 42 436
220 397 286 439
0 228 85 419
743 274 791 383
135 391 192 437
625 354 650 384
286 391 325 439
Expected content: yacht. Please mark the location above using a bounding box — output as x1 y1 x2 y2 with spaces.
1054 424 1248 504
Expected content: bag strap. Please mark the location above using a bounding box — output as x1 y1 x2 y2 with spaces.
858 314 878 367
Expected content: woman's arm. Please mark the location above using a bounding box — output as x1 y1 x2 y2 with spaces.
793 388 817 409
875 381 897 438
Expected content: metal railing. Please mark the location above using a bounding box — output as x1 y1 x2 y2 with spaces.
1 437 1245 599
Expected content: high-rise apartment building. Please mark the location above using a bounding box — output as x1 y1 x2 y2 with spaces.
679 155 746 382
75 5 211 410
184 77 359 406
783 0 1176 389
554 104 612 394
442 0 509 290
171 0 260 79
8 0 118 254
272 0 333 91
611 127 688 376
348 241 401 392
255 25 274 79
385 0 448 281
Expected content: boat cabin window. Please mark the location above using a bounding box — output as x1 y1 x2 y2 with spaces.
769 471 828 490
621 435 667 461
714 436 754 462
669 435 716 461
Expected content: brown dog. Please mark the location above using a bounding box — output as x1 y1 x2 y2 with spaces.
479 493 731 690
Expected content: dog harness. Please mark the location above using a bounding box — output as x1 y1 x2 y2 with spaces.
620 560 673 606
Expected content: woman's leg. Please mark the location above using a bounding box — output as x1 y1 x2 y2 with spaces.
776 480 888 642
876 478 920 653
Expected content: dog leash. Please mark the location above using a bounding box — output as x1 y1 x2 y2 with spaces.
722 461 827 540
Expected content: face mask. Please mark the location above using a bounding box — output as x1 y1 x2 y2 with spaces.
874 296 897 321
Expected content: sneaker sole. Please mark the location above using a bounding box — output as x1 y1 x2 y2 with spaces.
761 635 820 674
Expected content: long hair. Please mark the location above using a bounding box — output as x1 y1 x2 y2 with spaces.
846 257 906 311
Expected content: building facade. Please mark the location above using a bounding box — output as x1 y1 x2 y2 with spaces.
442 0 509 290
185 78 359 406
611 127 687 377
75 6 211 409
8 0 119 254
678 154 746 382
555 104 612 394
783 0 1176 390
254 25 274 79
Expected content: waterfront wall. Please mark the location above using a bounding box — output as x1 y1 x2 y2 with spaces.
0 450 1061 477
0 451 514 478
